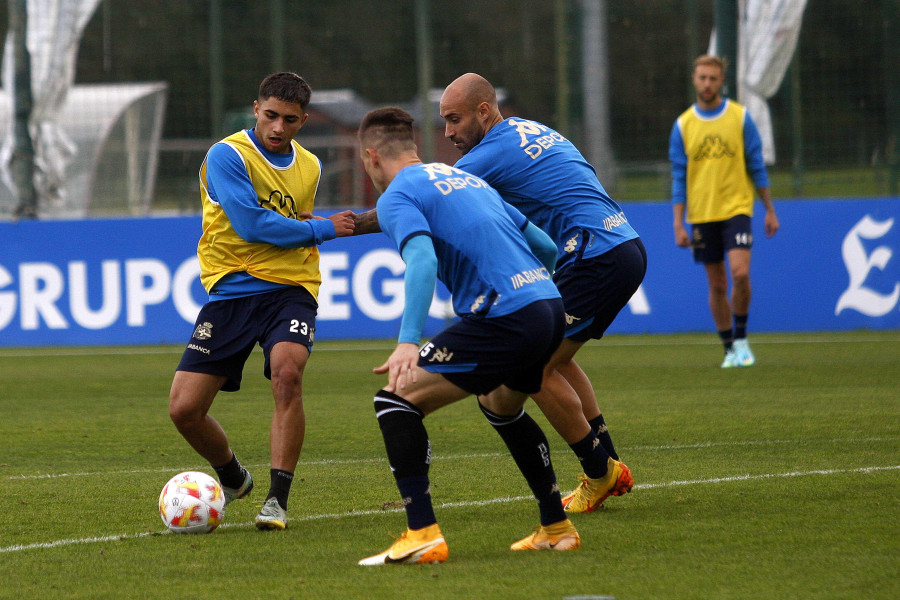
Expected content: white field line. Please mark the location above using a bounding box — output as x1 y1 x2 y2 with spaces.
0 333 893 358
7 436 899 482
1 464 898 555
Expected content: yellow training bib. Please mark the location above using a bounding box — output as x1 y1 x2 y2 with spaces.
676 100 755 224
197 130 323 299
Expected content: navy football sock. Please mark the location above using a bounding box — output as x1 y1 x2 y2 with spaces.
718 328 734 352
266 469 293 511
479 402 566 526
588 414 619 461
734 314 748 339
212 452 245 489
374 390 436 530
395 476 435 530
569 431 610 479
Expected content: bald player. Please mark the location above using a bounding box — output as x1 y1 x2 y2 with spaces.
438 73 646 514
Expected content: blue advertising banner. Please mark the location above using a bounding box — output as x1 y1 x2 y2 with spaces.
613 198 900 334
1 197 898 347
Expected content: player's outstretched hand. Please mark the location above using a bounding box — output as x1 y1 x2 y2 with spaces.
329 210 356 237
373 343 420 393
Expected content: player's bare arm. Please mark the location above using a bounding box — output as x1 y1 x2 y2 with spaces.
672 203 690 247
351 208 382 235
758 187 779 237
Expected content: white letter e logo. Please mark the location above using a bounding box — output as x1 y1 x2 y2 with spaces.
835 215 899 317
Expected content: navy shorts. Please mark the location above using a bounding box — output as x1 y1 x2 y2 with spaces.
552 237 647 342
176 286 318 392
691 214 753 264
418 298 565 396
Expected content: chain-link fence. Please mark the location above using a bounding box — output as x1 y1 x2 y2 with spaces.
1 0 896 217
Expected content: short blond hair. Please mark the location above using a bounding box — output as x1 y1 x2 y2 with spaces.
693 54 727 74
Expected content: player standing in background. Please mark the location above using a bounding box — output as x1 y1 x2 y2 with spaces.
356 107 580 565
168 72 355 531
669 55 779 368
438 73 645 514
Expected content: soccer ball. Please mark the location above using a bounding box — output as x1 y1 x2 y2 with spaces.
158 471 225 534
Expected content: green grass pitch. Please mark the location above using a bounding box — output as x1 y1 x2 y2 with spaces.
1 331 897 599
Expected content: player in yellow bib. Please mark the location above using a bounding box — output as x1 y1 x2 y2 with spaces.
169 72 355 530
669 55 779 368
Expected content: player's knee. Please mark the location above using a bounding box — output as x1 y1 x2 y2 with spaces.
708 278 729 296
731 267 750 286
168 394 201 427
270 362 303 392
